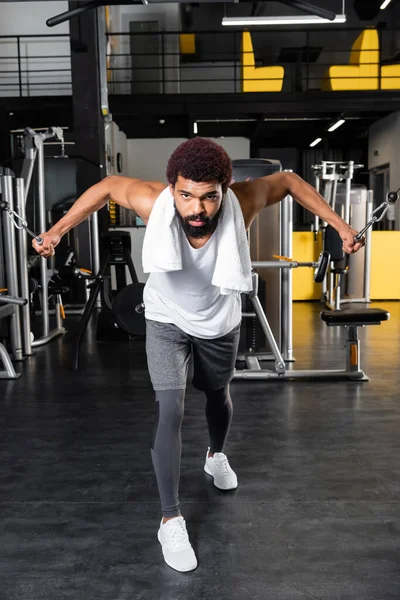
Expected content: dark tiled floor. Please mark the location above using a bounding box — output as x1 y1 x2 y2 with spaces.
1 302 399 600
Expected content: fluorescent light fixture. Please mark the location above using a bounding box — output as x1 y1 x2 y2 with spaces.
222 14 346 26
310 137 322 147
328 118 345 132
380 0 392 9
193 122 198 135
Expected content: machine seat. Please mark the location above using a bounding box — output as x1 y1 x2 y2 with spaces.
321 308 390 326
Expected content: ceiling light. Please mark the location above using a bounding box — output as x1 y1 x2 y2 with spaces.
193 122 198 135
328 118 345 132
380 0 392 9
310 138 322 147
222 14 346 26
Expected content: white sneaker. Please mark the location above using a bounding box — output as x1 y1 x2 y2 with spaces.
204 448 238 490
157 516 198 572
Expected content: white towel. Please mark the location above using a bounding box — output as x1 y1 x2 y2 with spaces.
142 186 253 295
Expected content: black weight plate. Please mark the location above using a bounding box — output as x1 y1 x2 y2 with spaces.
112 283 146 336
314 250 330 283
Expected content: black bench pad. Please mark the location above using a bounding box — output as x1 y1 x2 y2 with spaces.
321 308 390 326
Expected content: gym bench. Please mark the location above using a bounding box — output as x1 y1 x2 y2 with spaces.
234 272 390 381
319 308 390 381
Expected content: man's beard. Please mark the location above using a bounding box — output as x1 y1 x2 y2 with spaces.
175 202 223 239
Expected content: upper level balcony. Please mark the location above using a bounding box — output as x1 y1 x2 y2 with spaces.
1 26 399 141
1 26 399 96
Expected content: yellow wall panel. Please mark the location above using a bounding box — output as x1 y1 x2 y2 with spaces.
292 232 323 301
290 231 400 301
370 231 400 300
179 34 196 55
381 64 400 90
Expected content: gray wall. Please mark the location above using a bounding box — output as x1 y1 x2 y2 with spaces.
369 112 400 228
127 136 250 181
0 1 70 97
180 61 240 94
253 147 298 173
108 3 181 94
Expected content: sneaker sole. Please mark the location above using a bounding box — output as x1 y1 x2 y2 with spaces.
204 464 238 490
157 530 198 573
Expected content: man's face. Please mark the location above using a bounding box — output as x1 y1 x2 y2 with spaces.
170 176 224 239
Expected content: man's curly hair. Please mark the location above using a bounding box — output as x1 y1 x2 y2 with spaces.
166 137 232 192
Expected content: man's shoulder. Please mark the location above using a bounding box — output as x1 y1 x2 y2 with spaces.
229 180 266 209
229 179 270 230
146 181 169 203
126 180 168 222
128 179 167 201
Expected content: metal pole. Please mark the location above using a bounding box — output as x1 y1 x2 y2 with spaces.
234 31 237 92
15 177 32 356
364 190 373 302
251 295 286 375
328 270 334 308
17 36 23 96
161 31 165 94
0 343 20 379
97 7 110 120
321 175 332 301
329 174 339 307
91 213 101 275
0 295 26 306
21 133 37 201
55 296 63 330
306 30 310 90
314 173 320 236
331 177 338 213
344 161 354 225
323 179 332 224
91 211 102 308
335 275 341 310
0 175 24 361
36 135 50 338
280 193 293 361
287 193 293 361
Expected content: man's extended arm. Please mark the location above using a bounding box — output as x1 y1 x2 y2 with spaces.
253 172 363 254
32 176 159 258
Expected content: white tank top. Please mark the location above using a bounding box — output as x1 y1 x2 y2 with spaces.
143 223 242 339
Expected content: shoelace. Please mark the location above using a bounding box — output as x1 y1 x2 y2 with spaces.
214 455 231 475
167 519 189 548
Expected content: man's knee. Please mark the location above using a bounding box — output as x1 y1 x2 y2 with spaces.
155 389 185 430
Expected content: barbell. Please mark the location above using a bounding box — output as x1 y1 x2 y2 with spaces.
0 292 28 306
266 250 331 283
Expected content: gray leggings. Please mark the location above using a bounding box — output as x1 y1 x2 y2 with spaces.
151 385 233 518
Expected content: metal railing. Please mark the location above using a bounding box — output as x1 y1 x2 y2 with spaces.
106 27 400 95
0 28 399 97
0 34 71 97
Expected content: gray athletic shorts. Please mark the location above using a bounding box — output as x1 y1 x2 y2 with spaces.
145 319 241 392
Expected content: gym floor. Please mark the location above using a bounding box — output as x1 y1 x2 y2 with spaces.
1 301 399 600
